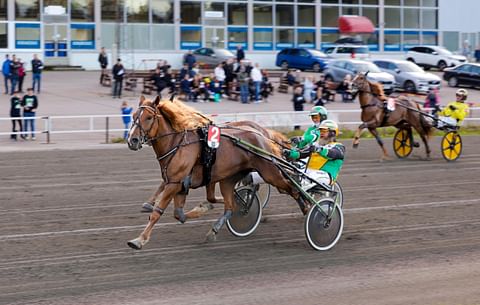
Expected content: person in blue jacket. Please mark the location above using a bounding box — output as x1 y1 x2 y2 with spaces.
2 54 11 94
121 101 133 140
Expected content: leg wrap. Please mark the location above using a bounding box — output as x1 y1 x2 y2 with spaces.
212 210 233 233
154 206 165 215
174 207 186 223
375 135 384 146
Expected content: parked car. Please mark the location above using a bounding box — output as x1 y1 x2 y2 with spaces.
443 63 480 88
192 48 236 69
373 59 441 93
323 59 395 94
405 46 467 71
275 48 329 72
323 44 370 60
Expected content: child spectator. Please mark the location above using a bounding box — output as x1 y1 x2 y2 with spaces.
21 88 38 140
10 91 24 140
17 59 26 93
180 75 193 102
121 101 133 140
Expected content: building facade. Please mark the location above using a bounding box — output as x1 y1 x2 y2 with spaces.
0 0 477 69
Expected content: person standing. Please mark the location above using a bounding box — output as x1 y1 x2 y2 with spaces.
237 62 250 104
21 88 38 140
183 50 196 70
31 54 43 93
17 59 26 93
292 86 306 130
151 68 168 96
9 55 21 95
214 62 226 94
2 54 11 94
223 58 235 97
474 45 480 63
98 47 108 84
250 63 263 103
121 101 133 140
112 58 125 98
236 45 245 63
10 91 24 140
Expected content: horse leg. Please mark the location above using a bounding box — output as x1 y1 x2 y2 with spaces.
412 126 431 160
368 127 390 160
353 123 367 148
127 184 181 250
141 181 165 212
205 183 224 204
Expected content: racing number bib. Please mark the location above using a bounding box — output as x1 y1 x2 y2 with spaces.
207 126 221 148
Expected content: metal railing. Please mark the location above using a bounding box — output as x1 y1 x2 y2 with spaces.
1 108 479 144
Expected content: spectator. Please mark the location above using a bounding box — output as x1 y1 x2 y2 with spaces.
9 55 21 95
21 88 38 140
31 54 43 93
112 58 125 98
214 63 226 94
250 63 263 103
292 86 306 130
2 54 11 94
260 70 274 102
425 87 440 115
151 68 168 96
474 45 480 63
180 75 193 102
179 63 194 80
191 63 200 75
98 47 108 84
192 74 209 102
336 74 354 103
223 58 235 97
17 59 26 93
461 40 471 59
10 91 24 141
183 50 196 70
121 101 133 140
303 76 315 103
236 45 245 63
237 62 250 104
210 78 222 102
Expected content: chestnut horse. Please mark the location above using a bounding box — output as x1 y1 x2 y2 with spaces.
126 96 299 249
351 72 433 160
140 121 290 213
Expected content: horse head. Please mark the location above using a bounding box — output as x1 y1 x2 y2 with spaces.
127 95 162 151
352 71 370 93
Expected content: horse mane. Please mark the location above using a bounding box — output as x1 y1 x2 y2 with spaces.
158 99 211 131
368 81 385 97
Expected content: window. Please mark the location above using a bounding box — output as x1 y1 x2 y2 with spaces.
385 8 400 28
44 0 67 12
342 6 358 16
297 6 314 27
228 28 247 50
254 4 272 26
15 23 40 48
152 0 173 23
363 0 378 4
374 61 387 69
422 10 437 29
15 0 40 21
0 23 7 48
0 0 7 20
384 31 401 51
180 26 201 49
126 0 148 23
276 5 293 26
403 8 419 28
321 6 338 27
384 0 400 5
205 2 225 15
298 30 315 48
254 29 272 50
276 29 293 48
101 23 116 49
71 24 95 49
152 25 174 49
321 0 339 3
362 7 378 27
101 0 124 22
404 0 419 6
422 0 437 7
71 0 94 21
123 24 149 49
228 3 247 25
422 32 437 45
181 2 201 24
403 31 420 49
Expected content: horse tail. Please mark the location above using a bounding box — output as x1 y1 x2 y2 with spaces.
266 129 291 157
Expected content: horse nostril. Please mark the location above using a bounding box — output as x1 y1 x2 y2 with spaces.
131 138 139 145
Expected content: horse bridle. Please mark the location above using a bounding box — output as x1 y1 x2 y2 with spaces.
131 105 180 145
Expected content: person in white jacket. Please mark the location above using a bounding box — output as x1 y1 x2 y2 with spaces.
250 63 263 103
214 63 226 97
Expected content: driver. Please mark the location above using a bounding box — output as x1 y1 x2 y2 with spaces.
438 88 470 126
284 120 345 190
290 106 328 150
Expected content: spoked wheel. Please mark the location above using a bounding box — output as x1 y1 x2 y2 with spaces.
393 129 413 158
226 186 262 237
257 183 271 208
304 198 344 251
441 131 462 162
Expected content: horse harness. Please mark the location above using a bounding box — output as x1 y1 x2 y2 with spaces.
356 86 391 127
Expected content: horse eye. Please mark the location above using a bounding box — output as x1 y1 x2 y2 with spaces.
146 116 153 121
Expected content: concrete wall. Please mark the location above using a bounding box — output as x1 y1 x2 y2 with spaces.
439 0 480 32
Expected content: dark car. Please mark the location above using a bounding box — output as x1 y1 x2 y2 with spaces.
192 48 236 69
443 63 480 88
275 48 328 72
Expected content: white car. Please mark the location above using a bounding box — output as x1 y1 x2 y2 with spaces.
323 45 370 60
405 46 467 71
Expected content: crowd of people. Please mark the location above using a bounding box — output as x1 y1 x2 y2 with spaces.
2 54 43 95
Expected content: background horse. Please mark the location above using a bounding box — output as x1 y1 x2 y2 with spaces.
127 96 299 249
351 72 433 160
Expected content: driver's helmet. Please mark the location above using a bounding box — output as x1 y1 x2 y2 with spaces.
309 106 328 127
318 119 339 137
456 88 468 101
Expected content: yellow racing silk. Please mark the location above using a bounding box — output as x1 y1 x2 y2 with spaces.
439 101 470 124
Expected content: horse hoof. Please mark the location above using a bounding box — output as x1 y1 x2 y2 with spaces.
141 202 154 213
352 143 359 149
200 202 214 210
127 238 143 250
205 229 217 243
413 142 420 148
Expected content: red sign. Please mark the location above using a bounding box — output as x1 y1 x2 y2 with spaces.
207 126 220 148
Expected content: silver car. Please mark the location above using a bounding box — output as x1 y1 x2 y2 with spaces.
374 59 441 93
192 48 236 69
323 59 395 94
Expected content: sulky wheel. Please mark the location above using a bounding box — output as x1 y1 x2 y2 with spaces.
227 186 262 237
393 129 413 158
441 131 462 162
304 198 344 251
257 183 271 208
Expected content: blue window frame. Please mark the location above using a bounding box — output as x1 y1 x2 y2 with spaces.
71 24 95 49
253 28 273 51
297 29 315 48
180 26 201 50
15 23 40 49
227 27 248 50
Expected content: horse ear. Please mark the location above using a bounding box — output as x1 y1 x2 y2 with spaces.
153 95 161 106
169 92 176 103
365 71 369 77
139 95 145 106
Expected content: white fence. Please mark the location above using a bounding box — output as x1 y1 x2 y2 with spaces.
1 108 479 143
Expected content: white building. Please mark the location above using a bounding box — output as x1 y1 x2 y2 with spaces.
0 0 478 70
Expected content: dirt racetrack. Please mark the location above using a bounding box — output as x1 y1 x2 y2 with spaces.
1 136 479 305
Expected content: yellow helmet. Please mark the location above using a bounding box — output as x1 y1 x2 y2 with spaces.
456 89 468 101
318 119 339 137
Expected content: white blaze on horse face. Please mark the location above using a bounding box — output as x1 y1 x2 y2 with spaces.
127 122 139 143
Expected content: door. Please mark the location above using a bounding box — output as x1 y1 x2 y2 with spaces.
205 27 225 49
44 24 69 65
